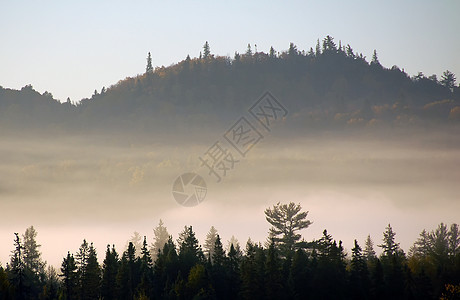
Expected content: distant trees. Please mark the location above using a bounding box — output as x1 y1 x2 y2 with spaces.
2 35 459 132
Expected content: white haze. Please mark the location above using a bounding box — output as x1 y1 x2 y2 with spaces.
1 127 459 267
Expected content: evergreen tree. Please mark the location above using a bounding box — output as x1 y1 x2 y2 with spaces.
151 219 170 260
22 226 45 276
204 226 218 261
60 252 78 300
227 243 241 299
449 223 460 257
269 46 276 59
239 240 260 300
9 233 26 300
441 70 456 90
288 248 309 299
350 240 371 299
265 240 282 299
315 39 321 56
116 242 140 300
177 226 204 276
346 44 355 58
203 41 211 59
101 245 119 300
245 43 252 56
210 235 228 298
264 202 312 256
371 49 381 66
40 266 59 300
371 258 385 299
80 243 101 300
322 35 337 53
364 234 377 263
127 232 143 258
288 42 298 57
378 224 401 258
146 52 153 74
138 236 154 298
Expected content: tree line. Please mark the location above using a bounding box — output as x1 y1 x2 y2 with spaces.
1 202 459 299
1 36 459 134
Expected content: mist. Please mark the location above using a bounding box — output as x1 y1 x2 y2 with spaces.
1 126 459 267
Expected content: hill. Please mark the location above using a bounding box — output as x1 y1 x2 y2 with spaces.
1 36 459 135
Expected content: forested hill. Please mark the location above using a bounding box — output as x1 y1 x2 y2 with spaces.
1 36 459 133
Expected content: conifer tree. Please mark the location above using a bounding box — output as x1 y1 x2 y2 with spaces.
151 220 169 260
203 41 211 59
204 226 218 261
146 52 153 74
101 245 119 300
264 202 312 255
60 252 78 300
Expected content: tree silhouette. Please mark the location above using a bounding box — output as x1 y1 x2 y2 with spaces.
265 202 312 255
203 41 211 59
146 52 153 74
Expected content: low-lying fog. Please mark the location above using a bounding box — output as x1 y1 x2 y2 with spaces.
1 127 459 267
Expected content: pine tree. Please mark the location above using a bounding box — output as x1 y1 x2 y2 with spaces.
227 244 241 299
449 223 460 257
288 248 309 299
203 41 211 59
151 220 169 260
9 233 26 300
350 240 371 299
322 35 337 53
22 226 45 271
315 39 321 56
212 235 226 268
146 52 153 74
288 42 298 57
60 252 78 300
265 240 282 299
440 70 456 90
371 49 381 66
177 226 204 276
245 43 252 56
378 224 401 258
138 236 154 298
81 243 101 300
264 202 312 256
364 234 377 262
204 226 218 261
269 46 276 59
101 245 119 300
127 231 143 258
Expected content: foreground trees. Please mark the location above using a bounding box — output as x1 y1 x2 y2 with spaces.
1 204 460 299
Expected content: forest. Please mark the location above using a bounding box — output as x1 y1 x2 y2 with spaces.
1 202 459 300
0 36 459 134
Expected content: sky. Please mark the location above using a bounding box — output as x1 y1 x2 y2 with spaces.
1 0 459 102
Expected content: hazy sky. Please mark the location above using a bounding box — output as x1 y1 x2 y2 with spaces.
1 0 459 102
